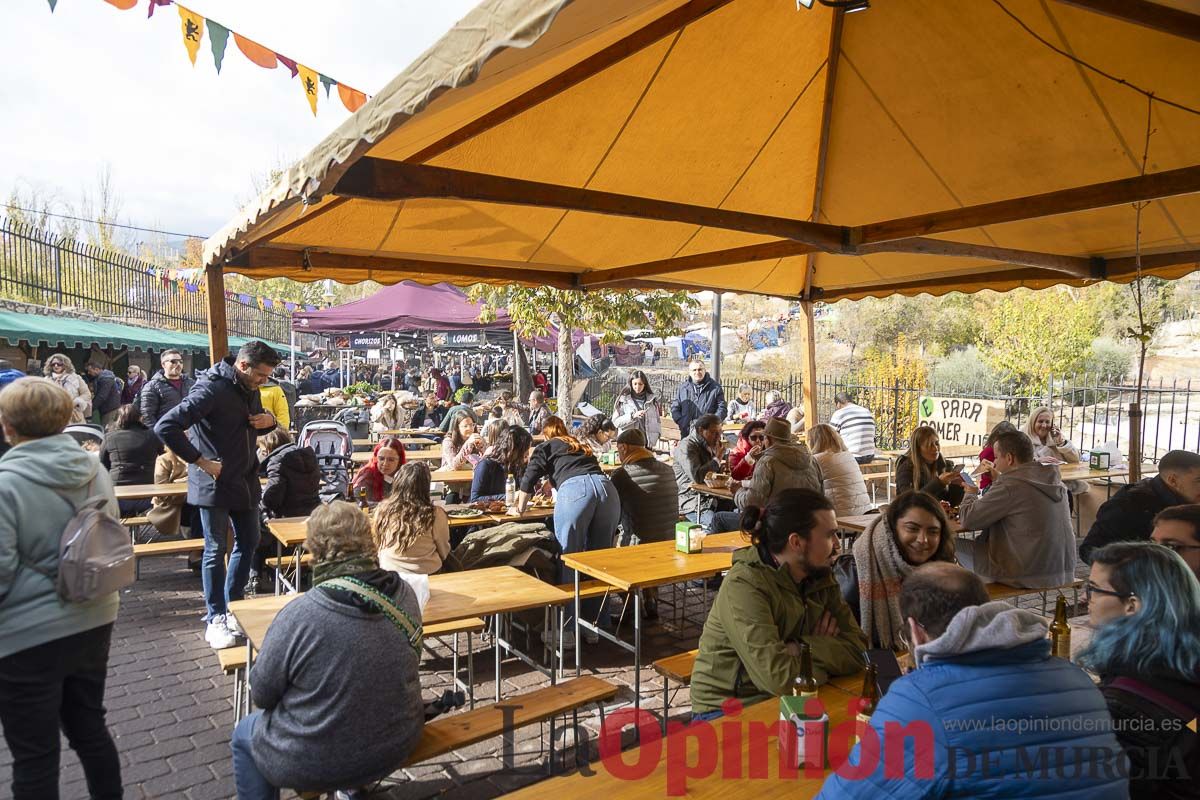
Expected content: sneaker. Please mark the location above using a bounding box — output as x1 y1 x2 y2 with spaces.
224 613 245 638
540 628 575 650
583 628 600 646
334 790 369 800
205 618 237 650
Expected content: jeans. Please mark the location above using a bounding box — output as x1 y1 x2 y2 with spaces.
555 474 621 627
0 623 122 800
708 510 743 534
198 505 261 621
692 709 724 723
231 711 279 800
685 509 715 531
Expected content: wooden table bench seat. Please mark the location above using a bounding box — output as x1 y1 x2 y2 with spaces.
652 648 699 730
133 539 204 578
121 516 151 527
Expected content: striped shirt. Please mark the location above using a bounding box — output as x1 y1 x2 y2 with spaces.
829 403 876 458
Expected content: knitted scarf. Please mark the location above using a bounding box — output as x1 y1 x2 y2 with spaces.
311 554 382 587
852 513 914 651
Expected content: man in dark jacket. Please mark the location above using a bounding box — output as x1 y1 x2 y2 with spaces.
672 414 727 529
139 349 195 429
0 360 24 458
1079 449 1200 564
156 341 280 650
611 428 679 546
85 361 121 427
671 360 727 437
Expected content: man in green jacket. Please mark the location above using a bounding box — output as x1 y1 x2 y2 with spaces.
691 488 866 716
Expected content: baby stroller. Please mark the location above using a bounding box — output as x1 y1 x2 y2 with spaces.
297 419 353 501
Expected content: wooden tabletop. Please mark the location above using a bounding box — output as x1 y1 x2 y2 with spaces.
562 531 749 592
268 505 554 548
690 481 734 501
229 566 570 650
352 449 443 464
1058 462 1155 482
114 477 268 501
265 517 311 548
503 682 857 800
353 437 439 447
836 513 964 535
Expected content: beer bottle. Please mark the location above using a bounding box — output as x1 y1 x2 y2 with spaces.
793 642 819 702
857 663 879 725
356 486 370 510
1049 594 1071 659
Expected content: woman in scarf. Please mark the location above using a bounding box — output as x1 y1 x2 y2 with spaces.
121 365 146 406
348 436 407 505
230 501 425 798
42 354 91 422
374 462 451 576
612 370 662 448
845 491 956 649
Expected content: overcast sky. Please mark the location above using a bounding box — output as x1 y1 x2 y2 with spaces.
0 0 478 243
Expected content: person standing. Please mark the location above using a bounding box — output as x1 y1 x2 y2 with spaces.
829 392 877 463
156 342 280 649
140 349 199 545
612 370 662 448
43 354 91 423
84 362 121 429
120 365 146 406
139 349 195 429
526 390 551 435
258 376 291 432
671 360 727 437
0 378 123 800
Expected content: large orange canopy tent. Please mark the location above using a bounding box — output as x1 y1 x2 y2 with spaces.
204 0 1200 424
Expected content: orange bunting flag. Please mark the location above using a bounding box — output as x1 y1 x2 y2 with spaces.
234 33 277 69
338 83 367 113
178 6 205 66
297 64 319 116
104 0 138 9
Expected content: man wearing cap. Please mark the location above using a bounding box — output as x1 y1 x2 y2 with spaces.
711 417 822 531
610 429 679 547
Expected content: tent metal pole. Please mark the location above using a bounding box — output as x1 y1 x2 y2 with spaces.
289 330 296 379
711 293 722 386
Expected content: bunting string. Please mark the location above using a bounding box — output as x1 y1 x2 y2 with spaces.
48 0 371 117
154 267 314 313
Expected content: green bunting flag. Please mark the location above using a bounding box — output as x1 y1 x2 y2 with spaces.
319 74 336 98
46 0 57 11
207 19 229 73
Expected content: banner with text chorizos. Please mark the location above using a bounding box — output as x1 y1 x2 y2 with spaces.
917 396 1006 447
430 330 485 350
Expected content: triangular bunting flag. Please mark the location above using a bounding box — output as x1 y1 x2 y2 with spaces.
234 33 277 69
147 0 172 19
178 6 204 66
276 54 299 78
319 74 335 98
46 0 56 11
298 65 319 116
338 84 366 113
206 19 229 73
104 0 138 9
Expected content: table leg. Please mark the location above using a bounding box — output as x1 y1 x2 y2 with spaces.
294 546 303 592
274 539 282 597
494 614 502 703
634 588 642 718
574 571 581 678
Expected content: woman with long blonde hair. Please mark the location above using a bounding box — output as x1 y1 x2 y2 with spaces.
42 353 91 422
373 461 451 576
895 425 964 505
807 423 871 516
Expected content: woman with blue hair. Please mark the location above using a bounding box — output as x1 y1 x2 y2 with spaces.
1078 540 1200 799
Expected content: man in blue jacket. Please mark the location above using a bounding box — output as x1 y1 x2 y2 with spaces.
671 360 727 437
156 341 280 650
84 361 122 428
818 562 1127 799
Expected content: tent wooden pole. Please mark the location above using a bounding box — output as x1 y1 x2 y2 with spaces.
797 300 818 429
1050 0 1200 43
204 265 229 363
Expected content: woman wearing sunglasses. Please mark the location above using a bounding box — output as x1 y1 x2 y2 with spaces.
729 419 767 482
1078 540 1200 799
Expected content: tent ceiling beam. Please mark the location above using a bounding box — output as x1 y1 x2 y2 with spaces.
856 164 1200 245
1050 0 1200 43
332 159 846 251
856 238 1100 278
815 267 1080 301
1104 247 1200 275
579 240 818 288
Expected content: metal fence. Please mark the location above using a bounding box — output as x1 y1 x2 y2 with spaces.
0 216 291 343
587 369 1200 462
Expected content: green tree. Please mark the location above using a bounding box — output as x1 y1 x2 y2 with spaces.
976 288 1098 394
468 286 696 414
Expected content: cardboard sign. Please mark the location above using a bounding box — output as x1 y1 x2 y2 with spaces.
917 396 1005 447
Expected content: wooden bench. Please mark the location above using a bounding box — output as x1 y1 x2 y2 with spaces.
264 553 313 569
987 580 1084 614
121 515 151 527
216 647 250 718
133 539 205 578
424 617 487 709
652 648 698 731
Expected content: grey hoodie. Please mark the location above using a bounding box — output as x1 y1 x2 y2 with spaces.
0 434 120 659
914 600 1048 668
736 440 823 510
958 462 1077 588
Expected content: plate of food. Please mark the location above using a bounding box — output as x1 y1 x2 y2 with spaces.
447 508 487 520
528 496 555 509
469 500 508 514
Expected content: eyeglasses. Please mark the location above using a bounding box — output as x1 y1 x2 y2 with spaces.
1085 582 1134 601
1157 541 1200 555
748 434 766 442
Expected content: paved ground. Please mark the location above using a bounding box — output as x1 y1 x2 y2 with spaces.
0 558 714 800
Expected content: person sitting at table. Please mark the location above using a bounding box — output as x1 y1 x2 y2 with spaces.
441 414 486 471
843 490 956 649
374 462 451 576
1079 449 1200 564
370 393 404 433
349 436 406 505
230 501 425 798
672 413 728 531
1025 405 1089 498
526 389 551 435
728 419 767 482
808 423 871 517
578 414 617 455
718 418 821 532
690 489 867 719
817 562 1127 799
99 403 163 517
1151 504 1200 580
257 429 321 519
957 430 1076 588
895 425 965 506
786 407 805 436
726 384 756 423
515 415 619 648
611 428 678 547
1078 541 1200 799
480 405 505 438
438 390 479 435
502 401 527 428
758 390 792 421
471 424 532 502
612 370 662 448
976 419 1018 492
414 390 446 429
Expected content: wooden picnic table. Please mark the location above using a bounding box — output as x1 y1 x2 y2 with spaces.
504 680 859 800
690 481 734 501
353 437 439 448
113 478 267 501
352 449 443 464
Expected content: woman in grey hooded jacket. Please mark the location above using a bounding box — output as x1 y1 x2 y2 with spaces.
0 377 122 800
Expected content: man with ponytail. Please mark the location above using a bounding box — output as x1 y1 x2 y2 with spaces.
690 489 866 718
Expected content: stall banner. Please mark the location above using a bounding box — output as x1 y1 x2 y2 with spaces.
348 333 385 349
431 330 485 349
917 396 1005 447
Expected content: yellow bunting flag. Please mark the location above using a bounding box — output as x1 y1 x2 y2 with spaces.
298 64 319 116
178 6 205 66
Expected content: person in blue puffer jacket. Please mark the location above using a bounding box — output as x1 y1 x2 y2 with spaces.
818 562 1127 799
